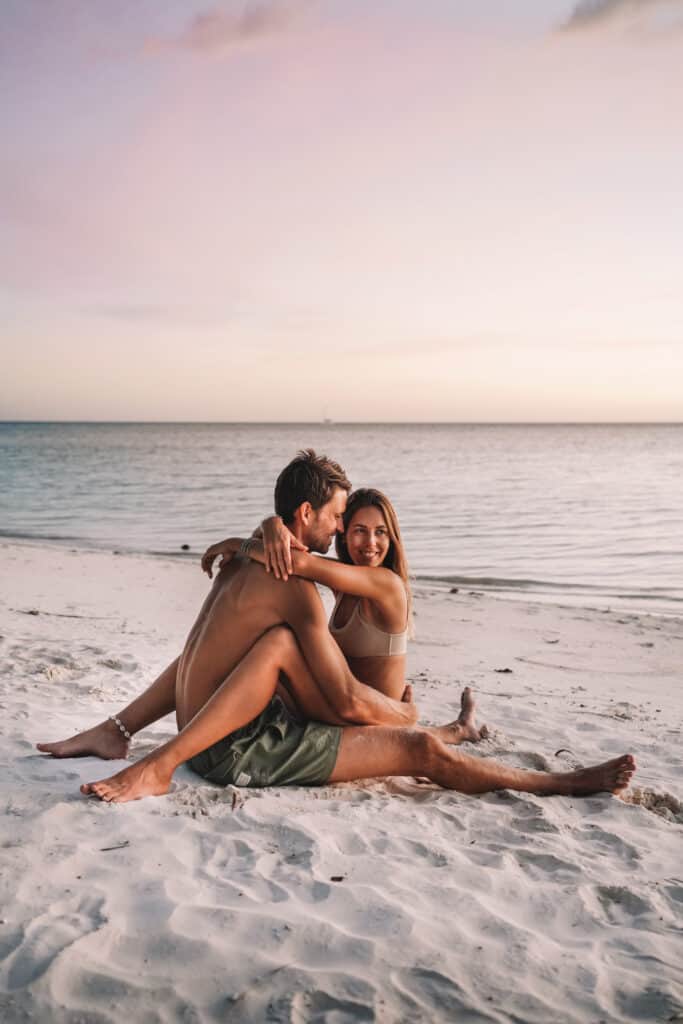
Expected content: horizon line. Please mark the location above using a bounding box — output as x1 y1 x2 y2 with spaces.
1 419 682 427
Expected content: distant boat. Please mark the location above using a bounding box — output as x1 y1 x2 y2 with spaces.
323 416 333 425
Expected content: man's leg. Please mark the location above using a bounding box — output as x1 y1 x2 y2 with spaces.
328 727 636 797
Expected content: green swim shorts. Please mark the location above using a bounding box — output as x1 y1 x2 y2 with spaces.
188 697 342 788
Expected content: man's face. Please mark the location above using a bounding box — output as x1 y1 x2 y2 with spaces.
304 488 347 554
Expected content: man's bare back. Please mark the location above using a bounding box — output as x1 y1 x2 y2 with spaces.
176 559 302 728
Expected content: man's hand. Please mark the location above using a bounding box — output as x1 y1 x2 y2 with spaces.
200 540 235 579
261 516 308 580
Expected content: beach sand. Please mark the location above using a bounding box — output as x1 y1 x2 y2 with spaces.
1 541 682 1023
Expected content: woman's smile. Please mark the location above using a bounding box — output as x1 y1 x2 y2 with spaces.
345 506 391 567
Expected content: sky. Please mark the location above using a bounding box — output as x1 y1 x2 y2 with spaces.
2 0 682 422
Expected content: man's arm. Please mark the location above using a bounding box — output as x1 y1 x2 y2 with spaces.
283 579 417 727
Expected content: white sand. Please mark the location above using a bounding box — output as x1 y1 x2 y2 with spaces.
1 540 682 1023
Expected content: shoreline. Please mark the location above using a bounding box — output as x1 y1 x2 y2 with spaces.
3 535 682 620
1 540 682 1021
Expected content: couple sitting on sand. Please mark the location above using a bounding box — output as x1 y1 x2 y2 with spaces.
38 449 636 802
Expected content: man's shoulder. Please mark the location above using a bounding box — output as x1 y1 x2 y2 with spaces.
271 575 324 616
240 563 319 600
278 575 320 599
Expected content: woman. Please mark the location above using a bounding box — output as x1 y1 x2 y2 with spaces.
201 488 486 744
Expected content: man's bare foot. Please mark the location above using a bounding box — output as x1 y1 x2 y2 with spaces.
556 754 636 796
37 720 129 760
81 755 173 803
429 687 489 746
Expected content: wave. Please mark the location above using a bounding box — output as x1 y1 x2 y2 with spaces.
0 530 201 561
416 573 683 604
0 528 86 543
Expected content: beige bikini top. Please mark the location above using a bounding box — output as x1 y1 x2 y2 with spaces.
329 593 408 658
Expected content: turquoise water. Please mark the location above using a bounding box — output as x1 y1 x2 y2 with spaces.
1 422 682 612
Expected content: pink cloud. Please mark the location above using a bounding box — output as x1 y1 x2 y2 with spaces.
145 1 314 56
562 0 683 32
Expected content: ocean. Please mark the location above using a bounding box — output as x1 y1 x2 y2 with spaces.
1 422 681 614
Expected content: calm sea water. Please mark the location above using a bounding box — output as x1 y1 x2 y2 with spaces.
1 422 682 613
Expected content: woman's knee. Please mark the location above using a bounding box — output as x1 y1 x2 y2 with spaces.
260 625 298 661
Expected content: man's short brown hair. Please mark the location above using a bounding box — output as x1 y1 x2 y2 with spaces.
274 449 351 525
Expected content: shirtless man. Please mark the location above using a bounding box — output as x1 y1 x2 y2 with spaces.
38 450 636 802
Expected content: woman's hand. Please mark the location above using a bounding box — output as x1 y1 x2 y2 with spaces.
201 540 237 579
261 515 308 580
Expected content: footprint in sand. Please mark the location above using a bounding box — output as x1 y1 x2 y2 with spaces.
580 824 640 864
510 813 560 836
40 658 83 681
98 656 139 672
662 881 683 904
515 849 581 878
509 750 553 772
596 884 652 918
42 664 72 681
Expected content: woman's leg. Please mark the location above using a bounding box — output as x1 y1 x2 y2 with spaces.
272 634 349 726
37 656 180 759
175 624 348 731
80 627 347 802
329 727 636 797
37 571 233 759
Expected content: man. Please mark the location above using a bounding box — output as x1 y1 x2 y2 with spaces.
39 450 635 802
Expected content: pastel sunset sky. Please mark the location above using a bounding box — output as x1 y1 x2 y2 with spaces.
2 0 682 422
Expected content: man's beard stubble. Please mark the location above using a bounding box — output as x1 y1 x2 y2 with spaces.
307 529 335 556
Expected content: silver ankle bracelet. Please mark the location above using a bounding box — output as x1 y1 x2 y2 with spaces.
109 715 132 741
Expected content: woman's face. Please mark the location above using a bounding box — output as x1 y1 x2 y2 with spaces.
344 505 390 568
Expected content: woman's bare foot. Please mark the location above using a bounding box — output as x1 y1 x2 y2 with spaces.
428 687 489 745
81 754 173 803
555 754 636 796
457 686 489 741
37 720 130 760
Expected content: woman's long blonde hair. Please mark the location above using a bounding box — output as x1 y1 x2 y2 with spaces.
335 488 413 631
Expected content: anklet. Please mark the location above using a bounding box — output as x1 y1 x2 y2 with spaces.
109 715 132 741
